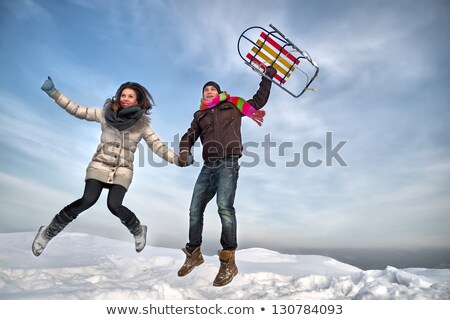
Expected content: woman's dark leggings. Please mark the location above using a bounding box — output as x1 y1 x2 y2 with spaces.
61 179 139 230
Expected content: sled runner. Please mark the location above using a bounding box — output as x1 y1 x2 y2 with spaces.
237 24 319 98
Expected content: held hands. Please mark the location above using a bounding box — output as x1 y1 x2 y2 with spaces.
179 151 194 167
41 76 56 95
187 154 194 165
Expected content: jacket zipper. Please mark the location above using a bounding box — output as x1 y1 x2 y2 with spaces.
212 108 219 154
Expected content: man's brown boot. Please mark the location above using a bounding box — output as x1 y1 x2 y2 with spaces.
213 250 238 287
177 247 204 277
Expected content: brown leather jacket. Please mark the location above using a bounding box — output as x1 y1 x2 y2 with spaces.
180 76 273 163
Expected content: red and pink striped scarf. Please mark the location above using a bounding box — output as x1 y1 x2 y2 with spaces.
199 92 266 126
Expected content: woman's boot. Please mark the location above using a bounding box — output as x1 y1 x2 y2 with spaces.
32 210 73 256
122 215 147 253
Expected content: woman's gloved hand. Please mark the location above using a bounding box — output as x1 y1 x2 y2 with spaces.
41 76 56 95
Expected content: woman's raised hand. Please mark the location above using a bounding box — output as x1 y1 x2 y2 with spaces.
41 76 56 95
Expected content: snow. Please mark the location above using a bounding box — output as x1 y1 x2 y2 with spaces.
0 232 449 300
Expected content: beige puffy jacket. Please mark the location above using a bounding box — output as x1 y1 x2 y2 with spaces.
50 90 180 190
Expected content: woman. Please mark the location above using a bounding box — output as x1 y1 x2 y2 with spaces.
32 77 181 256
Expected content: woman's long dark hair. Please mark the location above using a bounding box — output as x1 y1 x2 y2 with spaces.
108 82 155 114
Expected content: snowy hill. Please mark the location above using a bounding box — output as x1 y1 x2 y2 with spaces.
0 232 449 299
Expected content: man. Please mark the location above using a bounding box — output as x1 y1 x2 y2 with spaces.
178 66 276 286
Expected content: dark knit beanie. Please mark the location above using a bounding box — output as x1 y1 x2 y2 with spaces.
202 81 221 94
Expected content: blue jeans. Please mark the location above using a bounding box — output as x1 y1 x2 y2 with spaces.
186 157 240 253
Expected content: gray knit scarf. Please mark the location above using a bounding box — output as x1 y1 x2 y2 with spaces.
105 105 145 131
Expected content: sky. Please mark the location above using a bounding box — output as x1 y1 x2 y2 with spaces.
0 0 449 268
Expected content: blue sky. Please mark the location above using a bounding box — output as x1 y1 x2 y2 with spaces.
1 0 449 261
